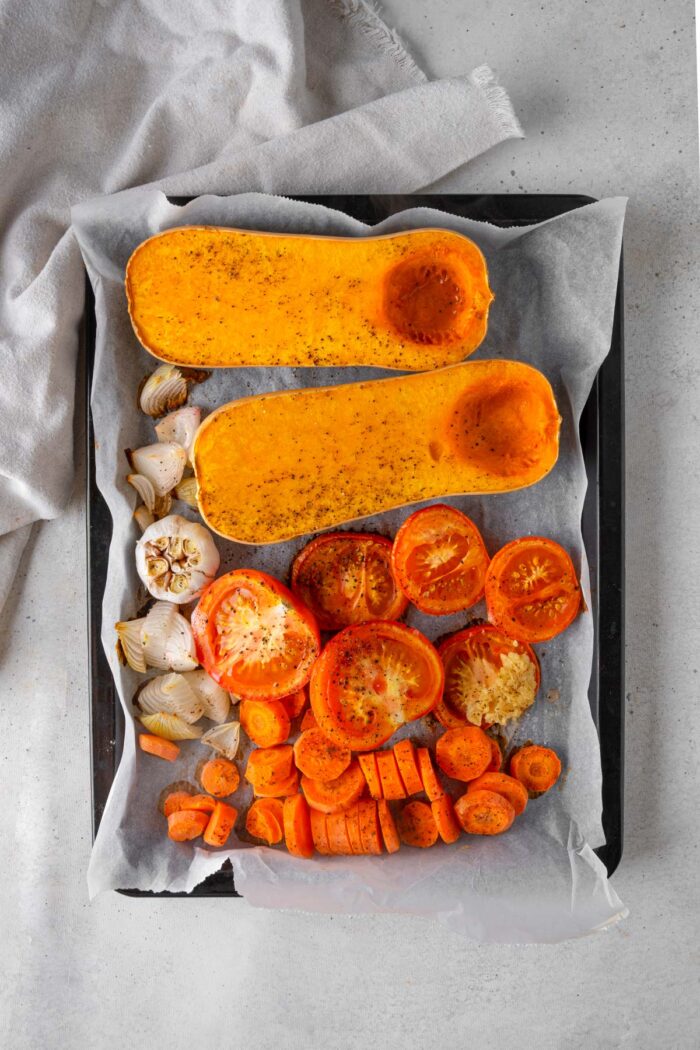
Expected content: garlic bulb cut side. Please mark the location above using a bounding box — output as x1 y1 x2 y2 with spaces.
135 514 220 604
155 406 201 464
174 476 198 509
141 600 198 671
140 711 203 741
127 443 186 497
116 617 147 672
134 505 156 532
182 669 232 724
139 364 189 418
136 673 204 724
201 721 241 759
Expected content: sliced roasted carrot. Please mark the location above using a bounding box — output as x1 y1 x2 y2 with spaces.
393 739 424 796
509 745 562 793
309 806 331 855
203 801 238 847
281 688 308 719
358 752 382 799
240 699 291 748
345 804 365 854
327 811 353 855
140 733 180 762
293 728 351 781
300 709 318 732
283 794 314 858
254 769 300 798
245 798 284 844
357 799 382 855
377 800 401 853
376 750 407 800
163 791 195 817
431 794 462 844
416 747 445 802
396 800 438 848
167 808 209 842
245 744 294 792
485 736 503 773
454 788 515 835
435 726 492 782
181 794 217 814
467 772 528 815
301 761 366 814
198 756 240 797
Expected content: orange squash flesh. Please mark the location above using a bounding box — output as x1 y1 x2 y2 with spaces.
125 226 494 371
193 360 560 546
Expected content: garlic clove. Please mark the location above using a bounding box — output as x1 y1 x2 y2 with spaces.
136 673 204 724
139 711 203 741
141 600 198 672
138 364 189 418
200 720 241 759
126 443 186 497
155 406 201 464
134 504 156 532
174 476 198 509
135 515 220 605
116 617 147 672
182 669 232 724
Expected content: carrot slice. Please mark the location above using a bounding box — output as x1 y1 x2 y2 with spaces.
198 757 240 797
181 794 217 814
357 799 382 855
454 789 515 835
393 739 424 796
245 745 294 792
376 750 407 800
396 800 438 848
301 761 366 814
467 772 528 815
281 688 308 719
139 733 180 762
435 726 492 782
300 709 318 732
167 809 209 842
162 791 195 817
293 728 351 781
485 736 503 773
254 769 300 798
358 752 382 799
431 794 461 844
327 811 353 855
203 801 238 847
240 699 291 748
283 794 314 858
377 800 401 853
309 806 331 855
345 804 365 854
245 798 284 844
509 745 562 793
416 748 445 802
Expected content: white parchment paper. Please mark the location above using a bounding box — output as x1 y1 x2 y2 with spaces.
73 189 627 942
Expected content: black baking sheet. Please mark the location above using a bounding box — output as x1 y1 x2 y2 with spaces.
85 193 624 897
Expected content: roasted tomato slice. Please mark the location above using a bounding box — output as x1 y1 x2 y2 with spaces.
484 536 581 643
391 504 490 615
291 532 407 631
191 569 320 699
436 624 539 728
310 621 444 751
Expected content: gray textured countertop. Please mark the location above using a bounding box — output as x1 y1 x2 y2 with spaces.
2 2 698 1047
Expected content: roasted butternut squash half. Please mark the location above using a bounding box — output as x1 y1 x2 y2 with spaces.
193 360 560 545
126 226 493 370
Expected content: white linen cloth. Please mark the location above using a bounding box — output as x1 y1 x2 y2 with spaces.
0 0 522 611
